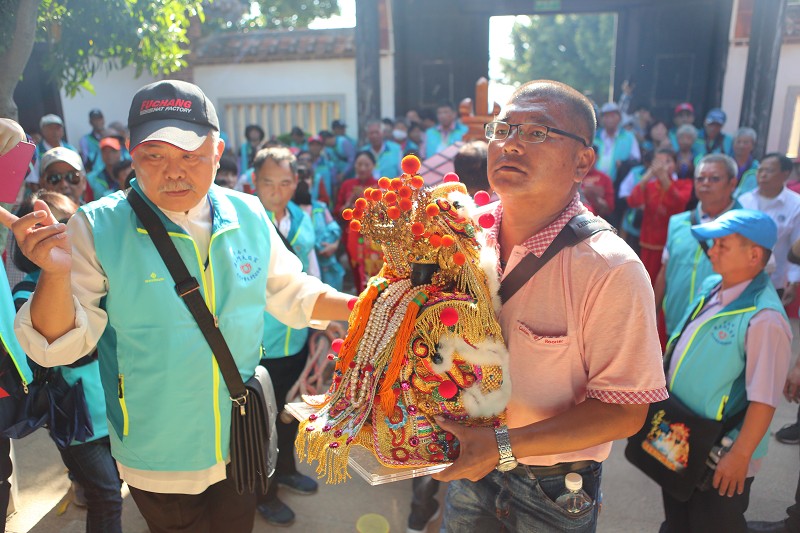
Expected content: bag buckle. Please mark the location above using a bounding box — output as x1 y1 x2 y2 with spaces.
231 391 248 416
175 279 200 298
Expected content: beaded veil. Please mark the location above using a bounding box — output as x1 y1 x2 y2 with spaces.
296 156 510 483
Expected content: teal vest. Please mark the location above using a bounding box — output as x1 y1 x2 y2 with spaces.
262 202 315 359
667 272 786 460
693 132 734 159
13 271 109 444
310 201 345 291
424 122 467 156
82 180 271 471
734 161 759 199
594 129 636 181
0 261 32 388
663 202 741 335
360 141 403 180
621 165 646 237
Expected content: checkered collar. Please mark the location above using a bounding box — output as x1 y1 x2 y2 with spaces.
486 193 586 258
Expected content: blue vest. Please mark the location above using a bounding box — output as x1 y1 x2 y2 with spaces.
693 132 734 158
82 180 271 471
310 201 344 291
262 202 315 359
734 160 759 199
0 261 32 389
360 141 403 180
667 272 786 460
87 168 118 199
621 165 647 237
594 129 636 181
663 202 741 335
13 271 108 445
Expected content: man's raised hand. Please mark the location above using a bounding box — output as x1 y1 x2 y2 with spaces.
0 200 72 275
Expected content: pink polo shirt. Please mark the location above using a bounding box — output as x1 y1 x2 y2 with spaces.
487 194 668 466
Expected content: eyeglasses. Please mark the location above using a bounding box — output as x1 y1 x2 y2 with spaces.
484 121 590 147
694 175 724 184
45 171 82 185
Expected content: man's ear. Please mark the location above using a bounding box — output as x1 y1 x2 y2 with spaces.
575 146 595 183
215 138 226 163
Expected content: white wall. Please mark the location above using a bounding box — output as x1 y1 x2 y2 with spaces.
721 38 800 153
60 66 156 145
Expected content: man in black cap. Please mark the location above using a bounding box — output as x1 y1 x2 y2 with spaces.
7 80 353 532
79 108 107 173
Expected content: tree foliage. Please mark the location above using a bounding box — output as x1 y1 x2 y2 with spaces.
203 0 339 33
501 13 615 103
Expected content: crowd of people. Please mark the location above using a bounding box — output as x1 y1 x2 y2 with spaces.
0 73 798 533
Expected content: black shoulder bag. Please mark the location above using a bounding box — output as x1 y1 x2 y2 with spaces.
499 213 615 303
624 307 748 502
127 189 278 495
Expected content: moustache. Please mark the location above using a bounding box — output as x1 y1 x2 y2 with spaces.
159 182 195 193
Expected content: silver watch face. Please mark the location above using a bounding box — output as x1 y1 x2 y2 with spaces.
496 458 519 472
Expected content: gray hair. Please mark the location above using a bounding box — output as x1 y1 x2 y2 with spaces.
676 124 698 141
734 127 757 143
695 153 737 181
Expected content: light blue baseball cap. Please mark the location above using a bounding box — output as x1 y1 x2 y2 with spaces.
691 209 777 250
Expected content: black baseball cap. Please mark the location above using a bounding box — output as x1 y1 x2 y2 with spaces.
331 119 346 129
89 108 103 118
128 80 219 152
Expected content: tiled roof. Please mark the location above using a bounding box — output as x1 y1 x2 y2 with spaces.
192 27 355 65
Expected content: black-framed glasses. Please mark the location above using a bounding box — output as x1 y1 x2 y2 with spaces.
45 171 81 185
484 121 590 147
694 175 724 184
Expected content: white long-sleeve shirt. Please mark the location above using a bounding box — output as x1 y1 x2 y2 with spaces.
15 194 332 494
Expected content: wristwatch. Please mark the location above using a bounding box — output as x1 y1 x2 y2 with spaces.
494 424 519 472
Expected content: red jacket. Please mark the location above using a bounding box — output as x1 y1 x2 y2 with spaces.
627 177 693 249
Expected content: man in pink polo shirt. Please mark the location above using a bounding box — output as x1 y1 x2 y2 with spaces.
433 80 667 532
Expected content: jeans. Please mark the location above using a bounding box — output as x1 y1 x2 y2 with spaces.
442 462 602 532
58 436 123 533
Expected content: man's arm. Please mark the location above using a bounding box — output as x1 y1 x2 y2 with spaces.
433 400 647 482
713 402 775 497
654 262 667 313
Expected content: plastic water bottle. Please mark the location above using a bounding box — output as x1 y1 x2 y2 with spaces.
555 472 593 514
698 436 734 491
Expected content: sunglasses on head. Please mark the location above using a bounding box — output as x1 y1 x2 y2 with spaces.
45 171 82 186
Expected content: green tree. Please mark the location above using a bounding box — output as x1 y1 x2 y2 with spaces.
204 0 339 33
501 13 615 103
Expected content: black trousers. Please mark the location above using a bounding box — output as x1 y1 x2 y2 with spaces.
1 437 10 533
258 341 309 503
785 443 800 532
660 477 754 533
128 463 256 533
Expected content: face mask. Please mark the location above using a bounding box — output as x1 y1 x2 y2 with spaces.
392 129 408 141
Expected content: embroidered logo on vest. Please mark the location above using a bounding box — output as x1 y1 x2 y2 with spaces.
145 272 165 284
233 248 262 282
711 321 736 345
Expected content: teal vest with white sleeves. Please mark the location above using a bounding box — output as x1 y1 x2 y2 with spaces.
594 128 635 181
666 271 786 461
663 201 741 335
81 180 271 472
262 201 315 359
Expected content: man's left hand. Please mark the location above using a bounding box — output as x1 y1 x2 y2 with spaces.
782 282 798 306
712 447 749 497
431 417 499 482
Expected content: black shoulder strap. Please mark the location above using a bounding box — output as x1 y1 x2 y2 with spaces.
689 209 710 257
499 213 615 304
127 189 246 400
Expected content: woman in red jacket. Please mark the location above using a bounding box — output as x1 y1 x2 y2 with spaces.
627 148 693 283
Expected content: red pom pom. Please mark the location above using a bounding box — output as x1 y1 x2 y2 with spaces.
443 172 460 183
425 203 440 217
378 177 392 189
398 198 413 211
453 252 466 265
369 188 383 202
355 198 368 210
347 297 357 311
410 175 425 189
398 186 412 199
429 234 442 247
349 219 362 232
383 191 397 205
342 208 353 221
390 177 403 191
441 235 455 247
387 206 401 220
438 380 458 400
411 222 425 236
326 353 336 361
473 190 490 206
440 307 459 326
401 154 421 175
352 208 364 220
478 213 496 229
331 338 344 353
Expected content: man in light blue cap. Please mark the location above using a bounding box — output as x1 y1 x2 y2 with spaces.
694 107 733 158
658 208 792 532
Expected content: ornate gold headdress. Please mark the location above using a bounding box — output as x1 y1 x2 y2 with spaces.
296 156 509 482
